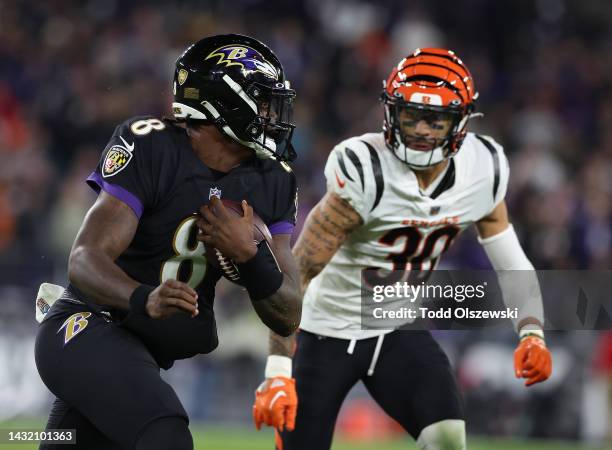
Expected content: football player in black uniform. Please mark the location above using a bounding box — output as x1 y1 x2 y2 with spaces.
35 34 301 450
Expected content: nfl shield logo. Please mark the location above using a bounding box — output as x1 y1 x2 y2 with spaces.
209 187 222 199
430 205 441 215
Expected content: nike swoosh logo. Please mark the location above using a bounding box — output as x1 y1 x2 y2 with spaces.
119 136 135 152
269 391 287 409
335 171 346 188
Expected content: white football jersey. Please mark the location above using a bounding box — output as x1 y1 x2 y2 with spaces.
300 132 510 339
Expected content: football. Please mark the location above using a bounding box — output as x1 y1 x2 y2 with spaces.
204 199 273 283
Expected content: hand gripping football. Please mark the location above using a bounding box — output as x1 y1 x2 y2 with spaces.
204 199 273 283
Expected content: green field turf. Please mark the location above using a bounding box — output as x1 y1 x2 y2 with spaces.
0 422 607 450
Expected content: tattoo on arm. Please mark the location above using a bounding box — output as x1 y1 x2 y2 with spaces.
293 192 362 290
250 234 302 336
254 192 361 337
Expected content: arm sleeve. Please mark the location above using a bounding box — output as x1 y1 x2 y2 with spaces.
86 120 158 219
479 225 545 333
323 144 370 221
268 169 298 236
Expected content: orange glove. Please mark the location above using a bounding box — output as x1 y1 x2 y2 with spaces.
514 335 552 386
253 377 298 431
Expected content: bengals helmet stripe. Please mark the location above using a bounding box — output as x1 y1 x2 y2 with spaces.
381 48 479 169
386 49 477 109
398 62 470 101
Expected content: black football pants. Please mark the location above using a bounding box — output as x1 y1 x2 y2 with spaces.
35 299 192 450
278 329 464 450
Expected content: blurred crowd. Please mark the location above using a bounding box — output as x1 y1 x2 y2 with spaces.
1 0 612 271
1 0 612 444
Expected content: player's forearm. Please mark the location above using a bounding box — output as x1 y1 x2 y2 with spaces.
477 203 545 333
478 225 545 333
239 233 302 336
68 245 139 309
251 272 301 337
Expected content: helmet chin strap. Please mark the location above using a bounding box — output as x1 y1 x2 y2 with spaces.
393 130 448 170
253 134 277 159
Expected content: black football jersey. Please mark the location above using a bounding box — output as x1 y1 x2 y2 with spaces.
68 116 297 366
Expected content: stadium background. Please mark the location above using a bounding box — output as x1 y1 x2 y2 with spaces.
0 0 611 448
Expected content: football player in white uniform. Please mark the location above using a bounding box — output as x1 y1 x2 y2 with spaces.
253 48 553 450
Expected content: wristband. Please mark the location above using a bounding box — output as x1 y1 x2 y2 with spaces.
265 355 292 378
129 285 155 316
236 241 283 301
519 326 544 341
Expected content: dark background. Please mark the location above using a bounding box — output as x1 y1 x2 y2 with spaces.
0 0 611 446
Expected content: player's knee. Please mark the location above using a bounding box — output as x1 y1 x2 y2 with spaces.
136 416 193 450
416 419 466 450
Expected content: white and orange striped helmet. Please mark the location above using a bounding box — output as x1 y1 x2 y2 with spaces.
381 48 478 169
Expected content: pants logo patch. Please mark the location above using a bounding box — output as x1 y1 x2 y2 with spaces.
58 312 92 345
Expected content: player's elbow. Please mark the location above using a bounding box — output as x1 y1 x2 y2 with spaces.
285 312 302 336
271 318 299 337
274 326 296 338
269 293 302 336
285 290 302 334
253 284 302 336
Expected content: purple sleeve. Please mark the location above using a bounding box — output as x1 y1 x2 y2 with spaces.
268 221 295 235
86 172 144 219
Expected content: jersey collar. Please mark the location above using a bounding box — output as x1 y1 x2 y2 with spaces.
419 159 456 199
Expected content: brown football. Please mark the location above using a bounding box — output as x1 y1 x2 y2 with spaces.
204 199 273 284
